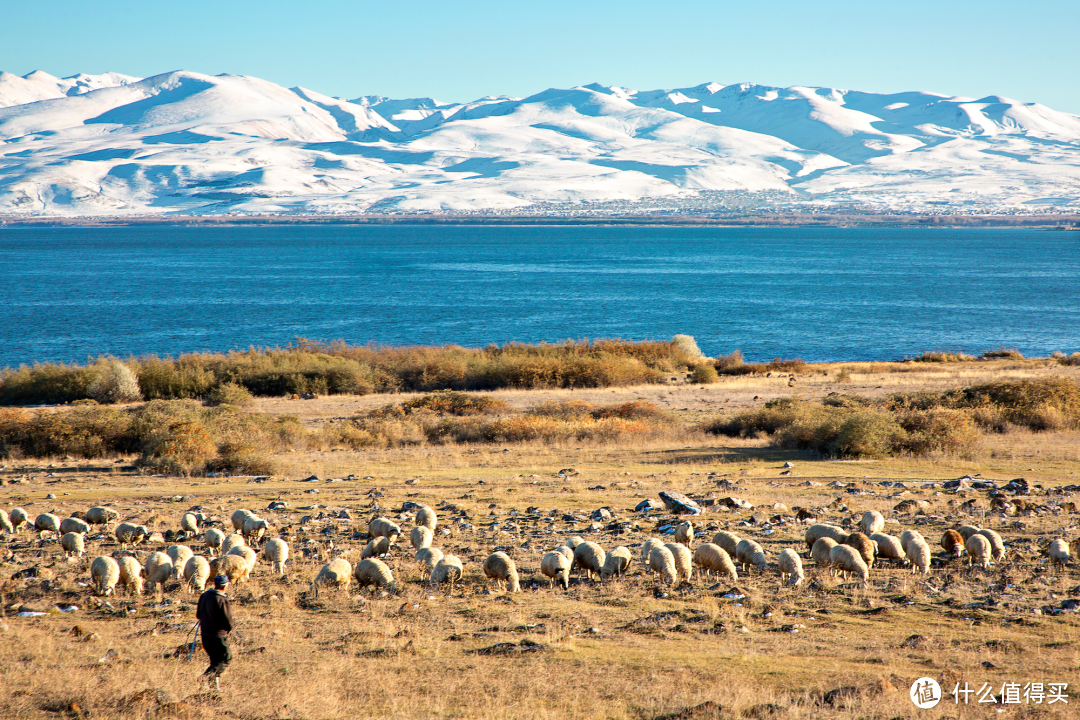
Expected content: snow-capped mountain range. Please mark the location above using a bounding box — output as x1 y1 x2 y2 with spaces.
1 69 1078 217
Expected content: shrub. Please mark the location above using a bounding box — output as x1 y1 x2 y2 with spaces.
204 382 255 407
714 350 744 371
88 361 143 404
898 408 980 456
690 363 720 384
0 363 96 405
830 412 907 459
981 347 1024 360
398 391 507 416
715 357 807 376
910 351 976 363
672 335 705 359
1056 352 1080 367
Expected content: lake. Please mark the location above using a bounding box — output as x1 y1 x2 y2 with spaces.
1 224 1078 367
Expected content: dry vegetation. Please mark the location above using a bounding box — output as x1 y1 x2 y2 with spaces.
2 357 1080 719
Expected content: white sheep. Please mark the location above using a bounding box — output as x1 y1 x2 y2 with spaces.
804 524 846 553
735 538 768 572
778 548 804 586
649 545 677 585
231 509 256 532
144 551 174 593
227 545 257 577
556 545 575 565
965 534 992 569
692 543 737 582
204 528 225 556
220 533 245 556
674 521 694 547
870 533 907 564
600 546 632 581
664 542 693 584
184 555 210 594
811 537 839 567
354 558 395 593
842 532 876 568
117 555 144 595
180 513 200 538
858 510 885 535
640 538 664 571
415 547 444 574
312 558 352 597
957 525 982 540
483 551 520 593
243 516 270 545
829 544 868 583
410 526 434 550
430 555 464 593
167 545 195 578
566 536 586 549
1049 538 1071 567
210 554 251 587
573 541 606 580
976 528 1006 561
541 551 571 589
85 506 118 526
263 538 289 574
61 532 85 558
60 517 91 536
90 555 120 595
115 522 148 549
900 529 926 556
906 538 931 575
10 507 29 531
368 517 401 541
362 536 392 559
34 513 61 538
711 531 741 557
415 506 437 531
0 509 12 534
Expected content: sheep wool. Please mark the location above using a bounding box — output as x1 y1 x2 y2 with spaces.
957 525 981 541
180 512 200 536
34 513 61 537
410 526 434 550
430 555 464 592
804 524 846 552
90 556 120 596
600 546 632 580
11 507 30 531
640 538 664 570
115 522 149 549
184 556 210 594
941 530 965 557
811 537 839 567
674 521 694 547
144 551 174 592
842 532 876 567
415 506 437 531
566 536 586 549
870 533 906 563
692 543 737 582
227 545 257 578
573 542 606 580
220 533 245 556
778 548 804 586
976 528 1006 560
900 529 926 556
85 506 118 526
482 551 521 593
906 538 931 575
965 534 992 569
735 538 768 572
204 528 225 555
60 517 91 536
829 544 869 583
541 551 571 589
556 545 575 564
664 542 693 584
242 516 270 545
312 558 352 597
711 531 741 557
209 554 250 587
61 532 85 558
415 547 444 573
167 545 195 578
231 509 256 532
354 558 395 593
0 509 12 534
1049 538 1071 566
368 517 401 541
117 556 144 595
264 538 289 574
362 536 392 559
858 510 885 535
648 545 677 585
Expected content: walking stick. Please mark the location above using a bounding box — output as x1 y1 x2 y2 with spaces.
187 622 201 660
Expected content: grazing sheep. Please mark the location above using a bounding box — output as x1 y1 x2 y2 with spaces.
144 551 174 593
483 552 521 593
965 534 993 569
183 555 210 594
556 545 575 565
430 555 464 593
242 516 271 545
957 525 981 540
711 531 741 557
204 528 225 556
354 558 395 593
210 554 251 587
1049 539 1071 566
870 533 906 564
220 533 245 556
10 507 29 531
415 547 444 574
227 545 258 577
85 506 118 526
900 529 926 555
692 543 737 582
829 544 869 583
735 538 768 572
566 536 586 549
368 517 401 541
312 558 352 597
167 545 194 578
415 506 437 531
664 542 693 584
812 537 839 567
410 526 434 550
858 510 885 535
541 551 571 590
180 512 200 538
61 532 85 558
778 548 804 586
906 538 932 575
573 542 606 580
362 536 392 559
600 546 632 581
649 545 678 585
264 538 289 574
231 509 256 532
34 513 61 538
117 556 144 595
842 532 876 567
115 522 148 549
804 524 846 553
0 509 12 534
976 528 1006 560
60 517 91 536
90 556 120 596
941 530 965 557
640 538 664 570
674 521 694 547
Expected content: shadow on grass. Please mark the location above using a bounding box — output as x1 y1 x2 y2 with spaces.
643 445 813 465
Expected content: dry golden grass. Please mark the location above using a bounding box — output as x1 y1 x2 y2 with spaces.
2 359 1080 719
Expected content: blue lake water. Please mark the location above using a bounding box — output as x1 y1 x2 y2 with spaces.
1 225 1078 367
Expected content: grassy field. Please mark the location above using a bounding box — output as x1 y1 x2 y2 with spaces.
2 359 1079 719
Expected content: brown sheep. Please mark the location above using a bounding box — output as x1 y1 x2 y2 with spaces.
941 529 965 557
842 532 875 567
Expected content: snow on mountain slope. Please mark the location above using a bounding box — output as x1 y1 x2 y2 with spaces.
0 71 1077 216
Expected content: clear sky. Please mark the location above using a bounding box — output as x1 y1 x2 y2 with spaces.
4 0 1079 112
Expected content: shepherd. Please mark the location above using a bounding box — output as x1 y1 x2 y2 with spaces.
196 574 234 692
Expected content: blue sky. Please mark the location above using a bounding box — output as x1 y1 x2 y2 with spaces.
5 0 1079 112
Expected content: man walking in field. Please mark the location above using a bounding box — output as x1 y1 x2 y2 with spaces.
196 574 234 692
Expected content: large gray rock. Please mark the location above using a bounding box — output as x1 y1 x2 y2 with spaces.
658 491 701 515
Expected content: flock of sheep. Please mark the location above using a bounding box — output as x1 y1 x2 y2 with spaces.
3 502 1075 601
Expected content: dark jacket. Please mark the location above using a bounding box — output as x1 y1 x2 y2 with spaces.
196 589 233 638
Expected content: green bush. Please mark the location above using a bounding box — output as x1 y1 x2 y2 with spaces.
910 351 976 363
690 363 720 384
205 382 255 407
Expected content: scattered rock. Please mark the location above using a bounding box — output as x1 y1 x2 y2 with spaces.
659 491 702 515
467 639 550 656
653 700 725 720
635 499 660 513
901 634 929 649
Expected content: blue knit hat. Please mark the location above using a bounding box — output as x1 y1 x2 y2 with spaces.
214 574 229 587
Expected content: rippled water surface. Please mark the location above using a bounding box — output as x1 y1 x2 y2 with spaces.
2 225 1078 366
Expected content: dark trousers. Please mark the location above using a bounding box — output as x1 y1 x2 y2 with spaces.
202 634 231 678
